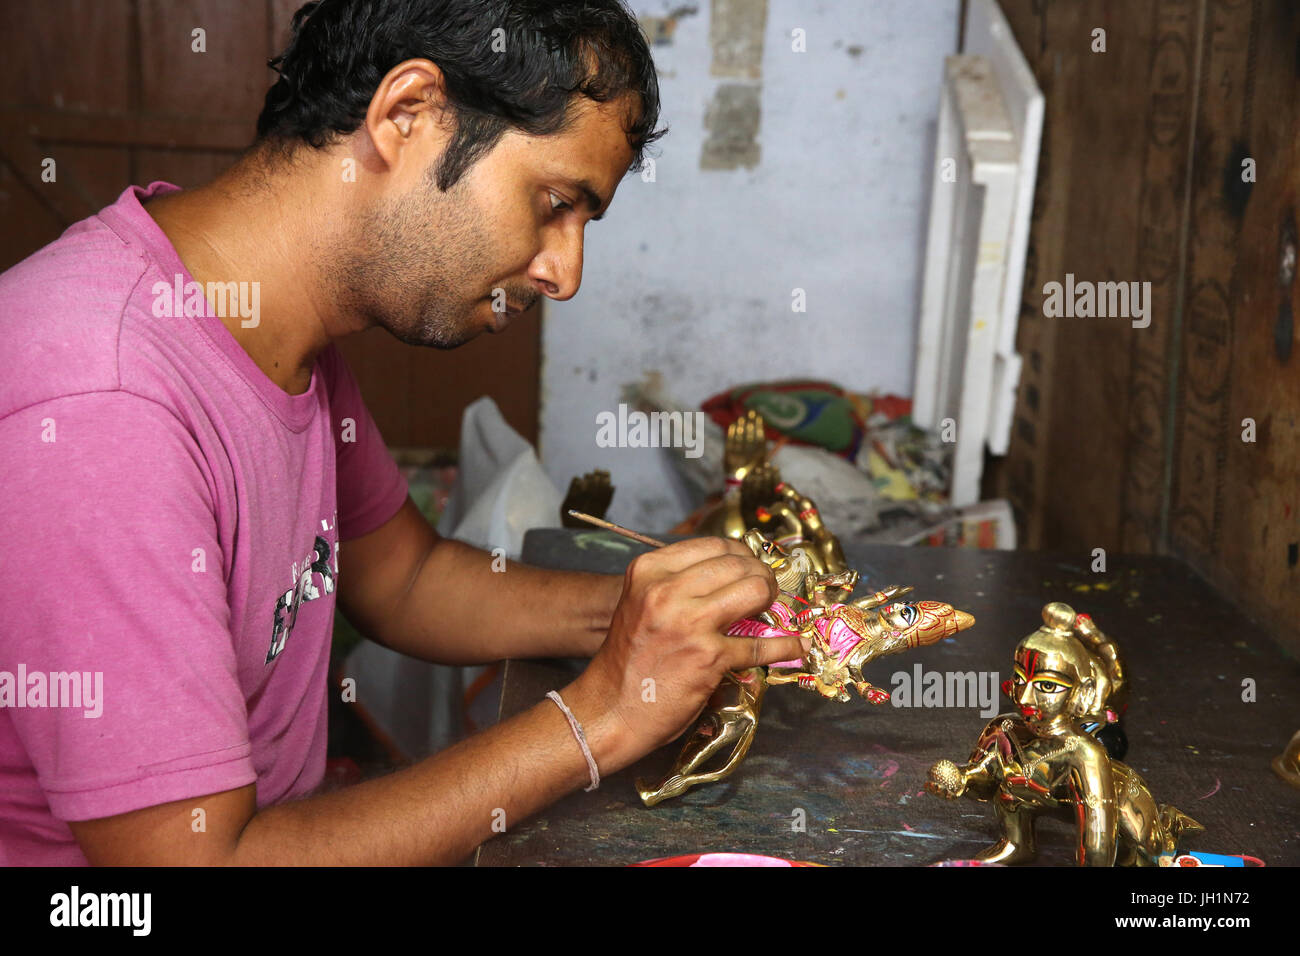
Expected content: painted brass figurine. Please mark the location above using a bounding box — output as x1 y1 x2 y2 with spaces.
926 602 1202 865
695 410 769 538
636 536 974 806
1273 730 1300 790
694 408 852 589
744 466 849 575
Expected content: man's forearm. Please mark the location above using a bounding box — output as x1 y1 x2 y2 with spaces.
231 678 621 865
368 537 622 664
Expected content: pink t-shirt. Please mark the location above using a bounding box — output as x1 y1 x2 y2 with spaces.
0 183 409 864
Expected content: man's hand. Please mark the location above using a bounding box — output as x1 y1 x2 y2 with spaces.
561 536 808 774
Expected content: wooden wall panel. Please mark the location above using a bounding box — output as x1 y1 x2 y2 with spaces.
1120 0 1201 555
137 0 269 122
995 1 1079 548
132 148 236 188
996 0 1299 644
1169 0 1253 560
0 160 65 271
50 146 133 210
0 1 132 111
337 304 543 449
996 0 1178 553
270 0 305 46
1038 2 1154 553
1174 0 1300 632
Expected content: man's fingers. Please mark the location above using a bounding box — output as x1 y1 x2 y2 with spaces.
719 634 810 671
694 571 777 625
631 535 745 575
677 552 774 599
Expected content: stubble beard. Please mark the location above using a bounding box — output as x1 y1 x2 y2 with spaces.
339 171 496 349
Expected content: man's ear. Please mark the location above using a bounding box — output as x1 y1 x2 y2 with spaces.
363 58 454 171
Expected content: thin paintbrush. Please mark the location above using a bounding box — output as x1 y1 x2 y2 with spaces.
565 510 668 548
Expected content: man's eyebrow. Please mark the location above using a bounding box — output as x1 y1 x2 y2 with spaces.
568 179 607 221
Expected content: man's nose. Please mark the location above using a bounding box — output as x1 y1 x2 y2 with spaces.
529 225 584 301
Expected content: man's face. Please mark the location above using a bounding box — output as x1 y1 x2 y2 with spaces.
347 97 635 348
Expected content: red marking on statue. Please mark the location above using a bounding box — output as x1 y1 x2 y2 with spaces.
1069 777 1087 865
1007 774 1049 796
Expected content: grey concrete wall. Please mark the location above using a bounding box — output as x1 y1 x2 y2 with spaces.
540 0 960 532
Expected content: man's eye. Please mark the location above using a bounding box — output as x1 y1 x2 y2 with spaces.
1035 681 1064 693
549 193 573 213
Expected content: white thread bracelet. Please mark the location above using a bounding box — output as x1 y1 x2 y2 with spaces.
546 690 600 792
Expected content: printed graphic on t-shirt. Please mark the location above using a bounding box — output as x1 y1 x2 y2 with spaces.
266 520 339 664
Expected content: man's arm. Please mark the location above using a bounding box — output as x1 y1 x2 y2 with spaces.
70 677 618 866
70 537 809 865
338 497 623 664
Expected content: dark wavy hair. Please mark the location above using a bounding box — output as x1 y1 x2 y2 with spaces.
256 0 663 189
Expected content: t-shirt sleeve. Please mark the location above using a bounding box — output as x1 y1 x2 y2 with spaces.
0 392 256 821
321 346 409 541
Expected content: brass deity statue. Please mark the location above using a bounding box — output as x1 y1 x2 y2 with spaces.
636 535 975 806
926 603 1202 865
695 410 770 539
694 409 850 577
1274 730 1300 790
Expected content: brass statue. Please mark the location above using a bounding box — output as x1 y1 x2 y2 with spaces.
695 410 769 539
693 409 850 584
560 470 614 527
636 535 975 806
926 602 1202 866
1273 730 1300 790
757 478 848 575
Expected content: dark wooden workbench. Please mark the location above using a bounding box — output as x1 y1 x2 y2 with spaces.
475 529 1300 866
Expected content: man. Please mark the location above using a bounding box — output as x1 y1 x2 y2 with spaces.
0 0 806 865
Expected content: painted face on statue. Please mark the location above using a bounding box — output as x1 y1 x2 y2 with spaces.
877 601 975 647
1004 646 1076 723
743 531 813 592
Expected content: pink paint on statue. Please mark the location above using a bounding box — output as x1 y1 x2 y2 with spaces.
726 601 863 669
